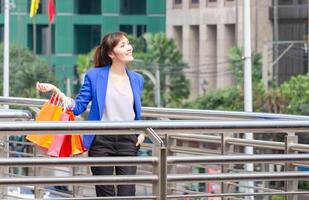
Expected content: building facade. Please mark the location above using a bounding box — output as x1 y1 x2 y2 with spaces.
269 0 309 85
166 0 279 98
0 0 165 94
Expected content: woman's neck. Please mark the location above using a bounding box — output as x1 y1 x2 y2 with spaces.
110 62 126 76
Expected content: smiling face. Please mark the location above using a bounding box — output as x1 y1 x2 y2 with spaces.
108 36 134 64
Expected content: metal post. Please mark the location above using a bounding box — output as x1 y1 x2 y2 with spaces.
66 78 71 97
221 133 234 199
34 147 44 199
284 132 298 200
262 43 269 92
73 166 79 197
0 1 10 197
273 0 279 85
155 63 161 107
166 134 176 195
243 0 254 199
152 144 166 200
147 128 166 200
3 0 9 99
307 0 309 73
0 138 5 199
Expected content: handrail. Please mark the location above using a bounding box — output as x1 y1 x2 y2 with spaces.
1 96 309 120
0 175 158 185
1 120 309 135
0 109 31 121
0 157 158 167
1 154 308 166
167 154 309 164
167 172 309 182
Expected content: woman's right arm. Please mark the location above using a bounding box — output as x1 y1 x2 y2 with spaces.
36 73 92 116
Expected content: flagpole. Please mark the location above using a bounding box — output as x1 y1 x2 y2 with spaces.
33 17 37 54
3 0 10 98
48 22 52 67
47 0 55 68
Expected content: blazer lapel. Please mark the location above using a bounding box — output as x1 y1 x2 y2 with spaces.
127 69 141 120
96 66 110 119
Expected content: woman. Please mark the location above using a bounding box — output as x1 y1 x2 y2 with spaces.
37 32 145 197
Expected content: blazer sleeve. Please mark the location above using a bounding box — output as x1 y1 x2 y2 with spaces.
72 73 92 116
139 74 144 95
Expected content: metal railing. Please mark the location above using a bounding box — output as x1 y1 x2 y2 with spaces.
2 96 309 120
0 97 309 200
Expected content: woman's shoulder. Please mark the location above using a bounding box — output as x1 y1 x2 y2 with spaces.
128 69 144 81
85 65 109 77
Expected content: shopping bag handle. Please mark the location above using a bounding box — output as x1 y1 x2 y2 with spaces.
50 93 61 106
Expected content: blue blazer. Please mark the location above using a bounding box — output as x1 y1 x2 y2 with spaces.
72 65 144 150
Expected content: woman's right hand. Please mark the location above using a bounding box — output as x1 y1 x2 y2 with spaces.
36 82 73 107
36 82 59 93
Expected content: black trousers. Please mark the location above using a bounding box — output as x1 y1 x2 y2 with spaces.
88 135 139 197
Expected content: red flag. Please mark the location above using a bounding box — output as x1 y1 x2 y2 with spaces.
48 0 55 23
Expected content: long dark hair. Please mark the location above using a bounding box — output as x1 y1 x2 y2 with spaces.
93 32 128 67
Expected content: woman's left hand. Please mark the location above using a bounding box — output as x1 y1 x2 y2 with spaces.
136 133 145 147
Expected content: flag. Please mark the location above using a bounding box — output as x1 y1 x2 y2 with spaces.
48 0 55 23
29 0 40 17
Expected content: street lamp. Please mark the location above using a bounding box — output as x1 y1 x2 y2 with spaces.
131 59 161 107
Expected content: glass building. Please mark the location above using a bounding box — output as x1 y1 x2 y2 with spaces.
0 0 165 94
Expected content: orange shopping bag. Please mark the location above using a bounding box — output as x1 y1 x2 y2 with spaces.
67 110 86 155
47 109 86 157
26 95 62 149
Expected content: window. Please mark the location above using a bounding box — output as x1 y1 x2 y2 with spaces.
225 0 235 6
0 0 4 13
120 25 133 35
173 0 183 9
120 0 146 15
28 25 55 55
190 0 199 8
278 0 293 5
74 25 101 54
75 0 101 15
0 25 3 43
120 25 147 37
207 0 218 7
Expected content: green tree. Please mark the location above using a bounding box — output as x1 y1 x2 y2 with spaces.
0 44 55 98
228 47 263 85
278 74 309 115
131 33 190 107
185 47 264 112
76 49 95 77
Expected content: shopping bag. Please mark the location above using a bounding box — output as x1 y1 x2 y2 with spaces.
71 134 86 155
47 109 86 157
67 109 86 155
47 134 72 157
26 95 62 148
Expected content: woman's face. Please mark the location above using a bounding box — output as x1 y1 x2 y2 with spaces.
109 36 134 64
